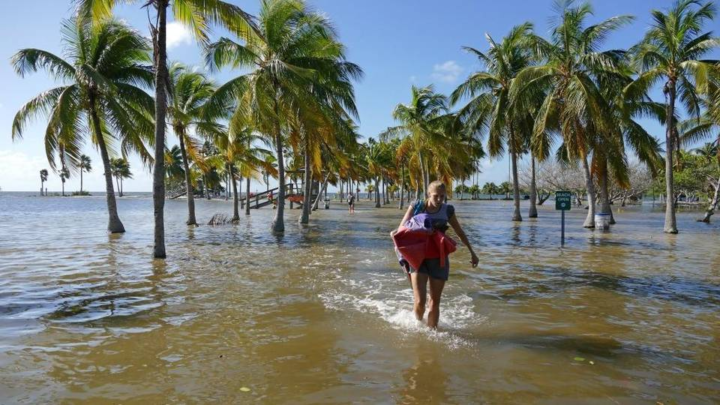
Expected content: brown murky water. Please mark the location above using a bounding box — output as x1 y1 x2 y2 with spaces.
0 193 719 404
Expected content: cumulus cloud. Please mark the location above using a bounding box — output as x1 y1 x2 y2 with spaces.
431 60 464 83
0 150 49 191
166 22 193 49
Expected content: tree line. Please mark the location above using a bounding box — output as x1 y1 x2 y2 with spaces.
10 0 720 259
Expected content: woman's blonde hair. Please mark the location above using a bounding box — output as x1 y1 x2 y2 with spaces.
427 181 446 194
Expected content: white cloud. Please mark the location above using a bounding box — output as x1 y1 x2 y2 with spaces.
431 60 464 83
166 22 193 49
0 150 49 191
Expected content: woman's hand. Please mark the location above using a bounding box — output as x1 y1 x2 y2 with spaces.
470 252 479 268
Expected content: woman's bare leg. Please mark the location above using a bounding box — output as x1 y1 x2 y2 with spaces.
410 272 428 322
427 277 446 329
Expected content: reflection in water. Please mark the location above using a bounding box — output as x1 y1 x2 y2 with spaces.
399 344 449 404
0 194 718 403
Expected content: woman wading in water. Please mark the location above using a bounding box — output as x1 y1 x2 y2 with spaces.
392 181 479 329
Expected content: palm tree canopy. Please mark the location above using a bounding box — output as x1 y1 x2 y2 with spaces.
11 18 155 173
75 0 257 46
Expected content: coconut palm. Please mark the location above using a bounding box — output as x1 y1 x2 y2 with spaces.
79 154 92 193
512 0 633 228
626 0 719 233
77 0 255 257
11 18 154 233
60 166 70 196
39 169 48 196
382 85 451 195
167 63 224 226
206 0 362 232
110 158 131 197
451 23 535 221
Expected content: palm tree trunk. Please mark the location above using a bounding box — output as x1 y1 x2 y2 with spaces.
663 81 678 233
529 155 538 218
581 154 596 228
300 139 311 224
271 92 285 233
313 173 330 211
245 175 251 216
41 180 44 196
399 164 405 210
62 179 65 197
600 158 615 224
152 0 168 257
375 177 381 208
121 178 123 197
699 175 720 223
80 169 83 193
89 93 125 233
231 168 239 223
178 132 197 226
116 177 121 197
511 149 522 222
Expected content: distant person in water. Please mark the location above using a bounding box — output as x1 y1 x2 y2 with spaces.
348 193 355 213
391 181 479 329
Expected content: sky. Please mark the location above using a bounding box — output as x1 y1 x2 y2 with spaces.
0 0 708 192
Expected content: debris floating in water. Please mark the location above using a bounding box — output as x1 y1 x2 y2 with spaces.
240 387 251 392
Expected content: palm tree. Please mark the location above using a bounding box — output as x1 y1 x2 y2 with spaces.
79 154 92 193
110 158 131 197
626 0 719 233
382 85 451 195
451 23 535 221
60 166 70 196
206 0 362 232
167 63 222 226
512 0 633 228
39 169 48 196
11 18 154 233
78 0 255 258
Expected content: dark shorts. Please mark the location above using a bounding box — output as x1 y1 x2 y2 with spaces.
409 257 449 281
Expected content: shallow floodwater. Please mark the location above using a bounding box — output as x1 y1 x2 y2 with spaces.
0 192 718 404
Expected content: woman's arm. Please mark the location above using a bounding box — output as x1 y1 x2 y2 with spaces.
391 205 415 237
448 214 479 268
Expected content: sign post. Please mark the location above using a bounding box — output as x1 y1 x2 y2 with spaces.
555 191 572 246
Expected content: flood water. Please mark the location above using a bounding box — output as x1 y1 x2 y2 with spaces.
0 193 718 404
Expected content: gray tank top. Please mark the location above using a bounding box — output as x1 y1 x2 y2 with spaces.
412 200 455 231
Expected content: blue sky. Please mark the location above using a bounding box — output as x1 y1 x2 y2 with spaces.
0 0 704 192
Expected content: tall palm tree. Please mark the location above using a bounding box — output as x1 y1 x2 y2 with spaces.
78 0 255 257
512 0 633 228
452 23 535 221
206 0 362 232
382 85 452 194
626 0 719 233
39 169 48 196
168 63 222 226
79 154 92 193
11 18 154 233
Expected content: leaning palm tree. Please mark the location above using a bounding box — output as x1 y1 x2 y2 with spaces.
78 0 256 257
79 154 92 193
206 0 362 232
451 22 535 221
39 169 48 196
11 18 154 233
626 0 719 233
512 0 633 228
